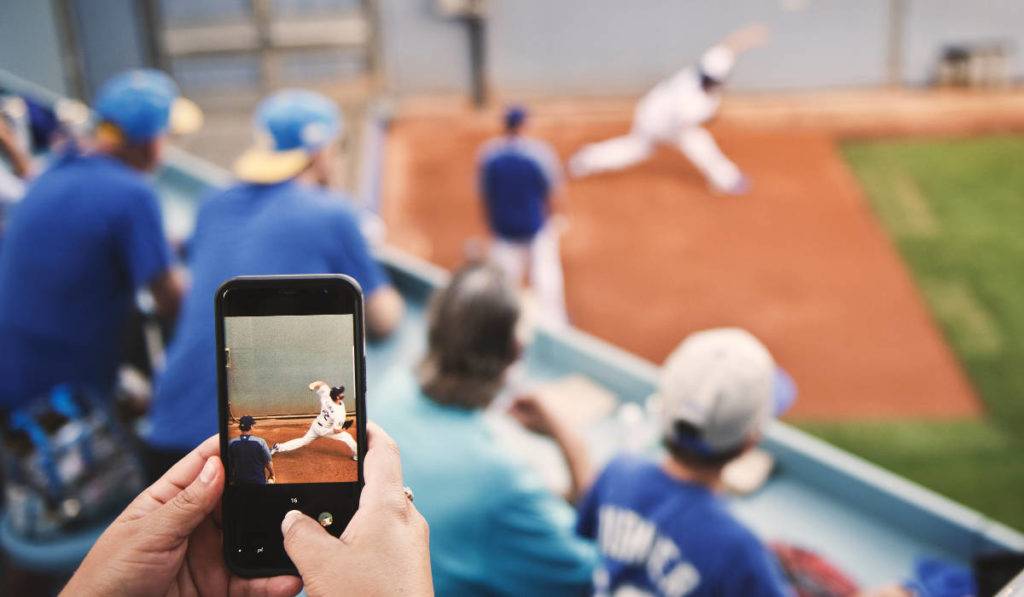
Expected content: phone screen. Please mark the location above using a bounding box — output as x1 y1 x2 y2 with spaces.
216 275 366 577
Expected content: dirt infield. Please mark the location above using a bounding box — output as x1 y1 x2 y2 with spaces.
381 102 989 421
229 418 358 484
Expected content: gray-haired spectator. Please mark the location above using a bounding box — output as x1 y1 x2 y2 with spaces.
374 262 596 596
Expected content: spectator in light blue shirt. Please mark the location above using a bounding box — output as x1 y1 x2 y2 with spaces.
374 262 596 596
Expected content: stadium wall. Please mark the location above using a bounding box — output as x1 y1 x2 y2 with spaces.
69 0 150 98
379 0 1024 96
225 315 358 418
0 1 68 96
377 0 472 94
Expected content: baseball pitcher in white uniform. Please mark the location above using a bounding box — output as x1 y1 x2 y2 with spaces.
271 380 358 460
568 25 769 195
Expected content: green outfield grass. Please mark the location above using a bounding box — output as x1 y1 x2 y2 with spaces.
801 136 1024 530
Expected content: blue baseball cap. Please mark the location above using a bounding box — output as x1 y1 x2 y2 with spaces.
505 105 527 130
94 69 201 143
239 415 256 430
233 89 342 184
773 367 797 417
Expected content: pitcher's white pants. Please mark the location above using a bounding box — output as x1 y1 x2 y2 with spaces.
569 126 741 192
276 423 357 455
490 225 568 327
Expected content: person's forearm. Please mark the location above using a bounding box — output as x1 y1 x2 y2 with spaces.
149 267 185 319
550 422 592 504
0 123 32 178
720 24 769 56
366 286 404 338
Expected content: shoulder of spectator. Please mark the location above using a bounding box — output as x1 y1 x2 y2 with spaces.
302 186 363 222
602 452 646 478
485 448 561 512
193 185 239 220
109 163 160 203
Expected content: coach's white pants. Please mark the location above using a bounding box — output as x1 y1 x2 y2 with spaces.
490 225 568 327
569 126 741 192
276 423 357 455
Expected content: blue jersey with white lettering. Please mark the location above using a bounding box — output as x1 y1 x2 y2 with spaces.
478 136 561 241
577 455 792 597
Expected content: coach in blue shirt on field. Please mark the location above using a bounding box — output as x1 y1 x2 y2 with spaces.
228 415 275 484
0 70 196 410
478 106 568 326
144 89 403 477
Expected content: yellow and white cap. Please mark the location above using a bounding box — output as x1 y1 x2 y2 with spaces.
234 89 342 184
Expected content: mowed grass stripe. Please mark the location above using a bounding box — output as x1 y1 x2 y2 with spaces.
804 135 1024 530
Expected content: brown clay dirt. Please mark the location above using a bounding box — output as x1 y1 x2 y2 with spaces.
381 104 986 421
229 419 358 484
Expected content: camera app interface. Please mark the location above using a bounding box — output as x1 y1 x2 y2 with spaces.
224 314 358 485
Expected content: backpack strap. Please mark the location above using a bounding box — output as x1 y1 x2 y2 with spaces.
9 410 63 498
48 384 96 466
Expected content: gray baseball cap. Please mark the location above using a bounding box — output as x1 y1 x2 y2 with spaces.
657 328 796 456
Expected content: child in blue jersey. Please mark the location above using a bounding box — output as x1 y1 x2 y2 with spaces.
577 328 797 597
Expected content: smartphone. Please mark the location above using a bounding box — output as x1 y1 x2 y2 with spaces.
216 275 367 577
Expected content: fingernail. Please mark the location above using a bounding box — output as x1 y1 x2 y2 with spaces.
199 456 218 484
282 509 302 534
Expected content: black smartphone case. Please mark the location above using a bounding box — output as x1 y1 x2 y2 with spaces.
215 275 368 578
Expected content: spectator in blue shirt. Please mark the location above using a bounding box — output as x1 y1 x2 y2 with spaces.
478 105 569 326
144 89 403 478
0 70 198 410
577 328 797 597
374 262 596 596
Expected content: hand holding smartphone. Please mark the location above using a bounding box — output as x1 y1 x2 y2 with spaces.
217 275 368 577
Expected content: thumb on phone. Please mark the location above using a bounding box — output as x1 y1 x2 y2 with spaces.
281 510 340 575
